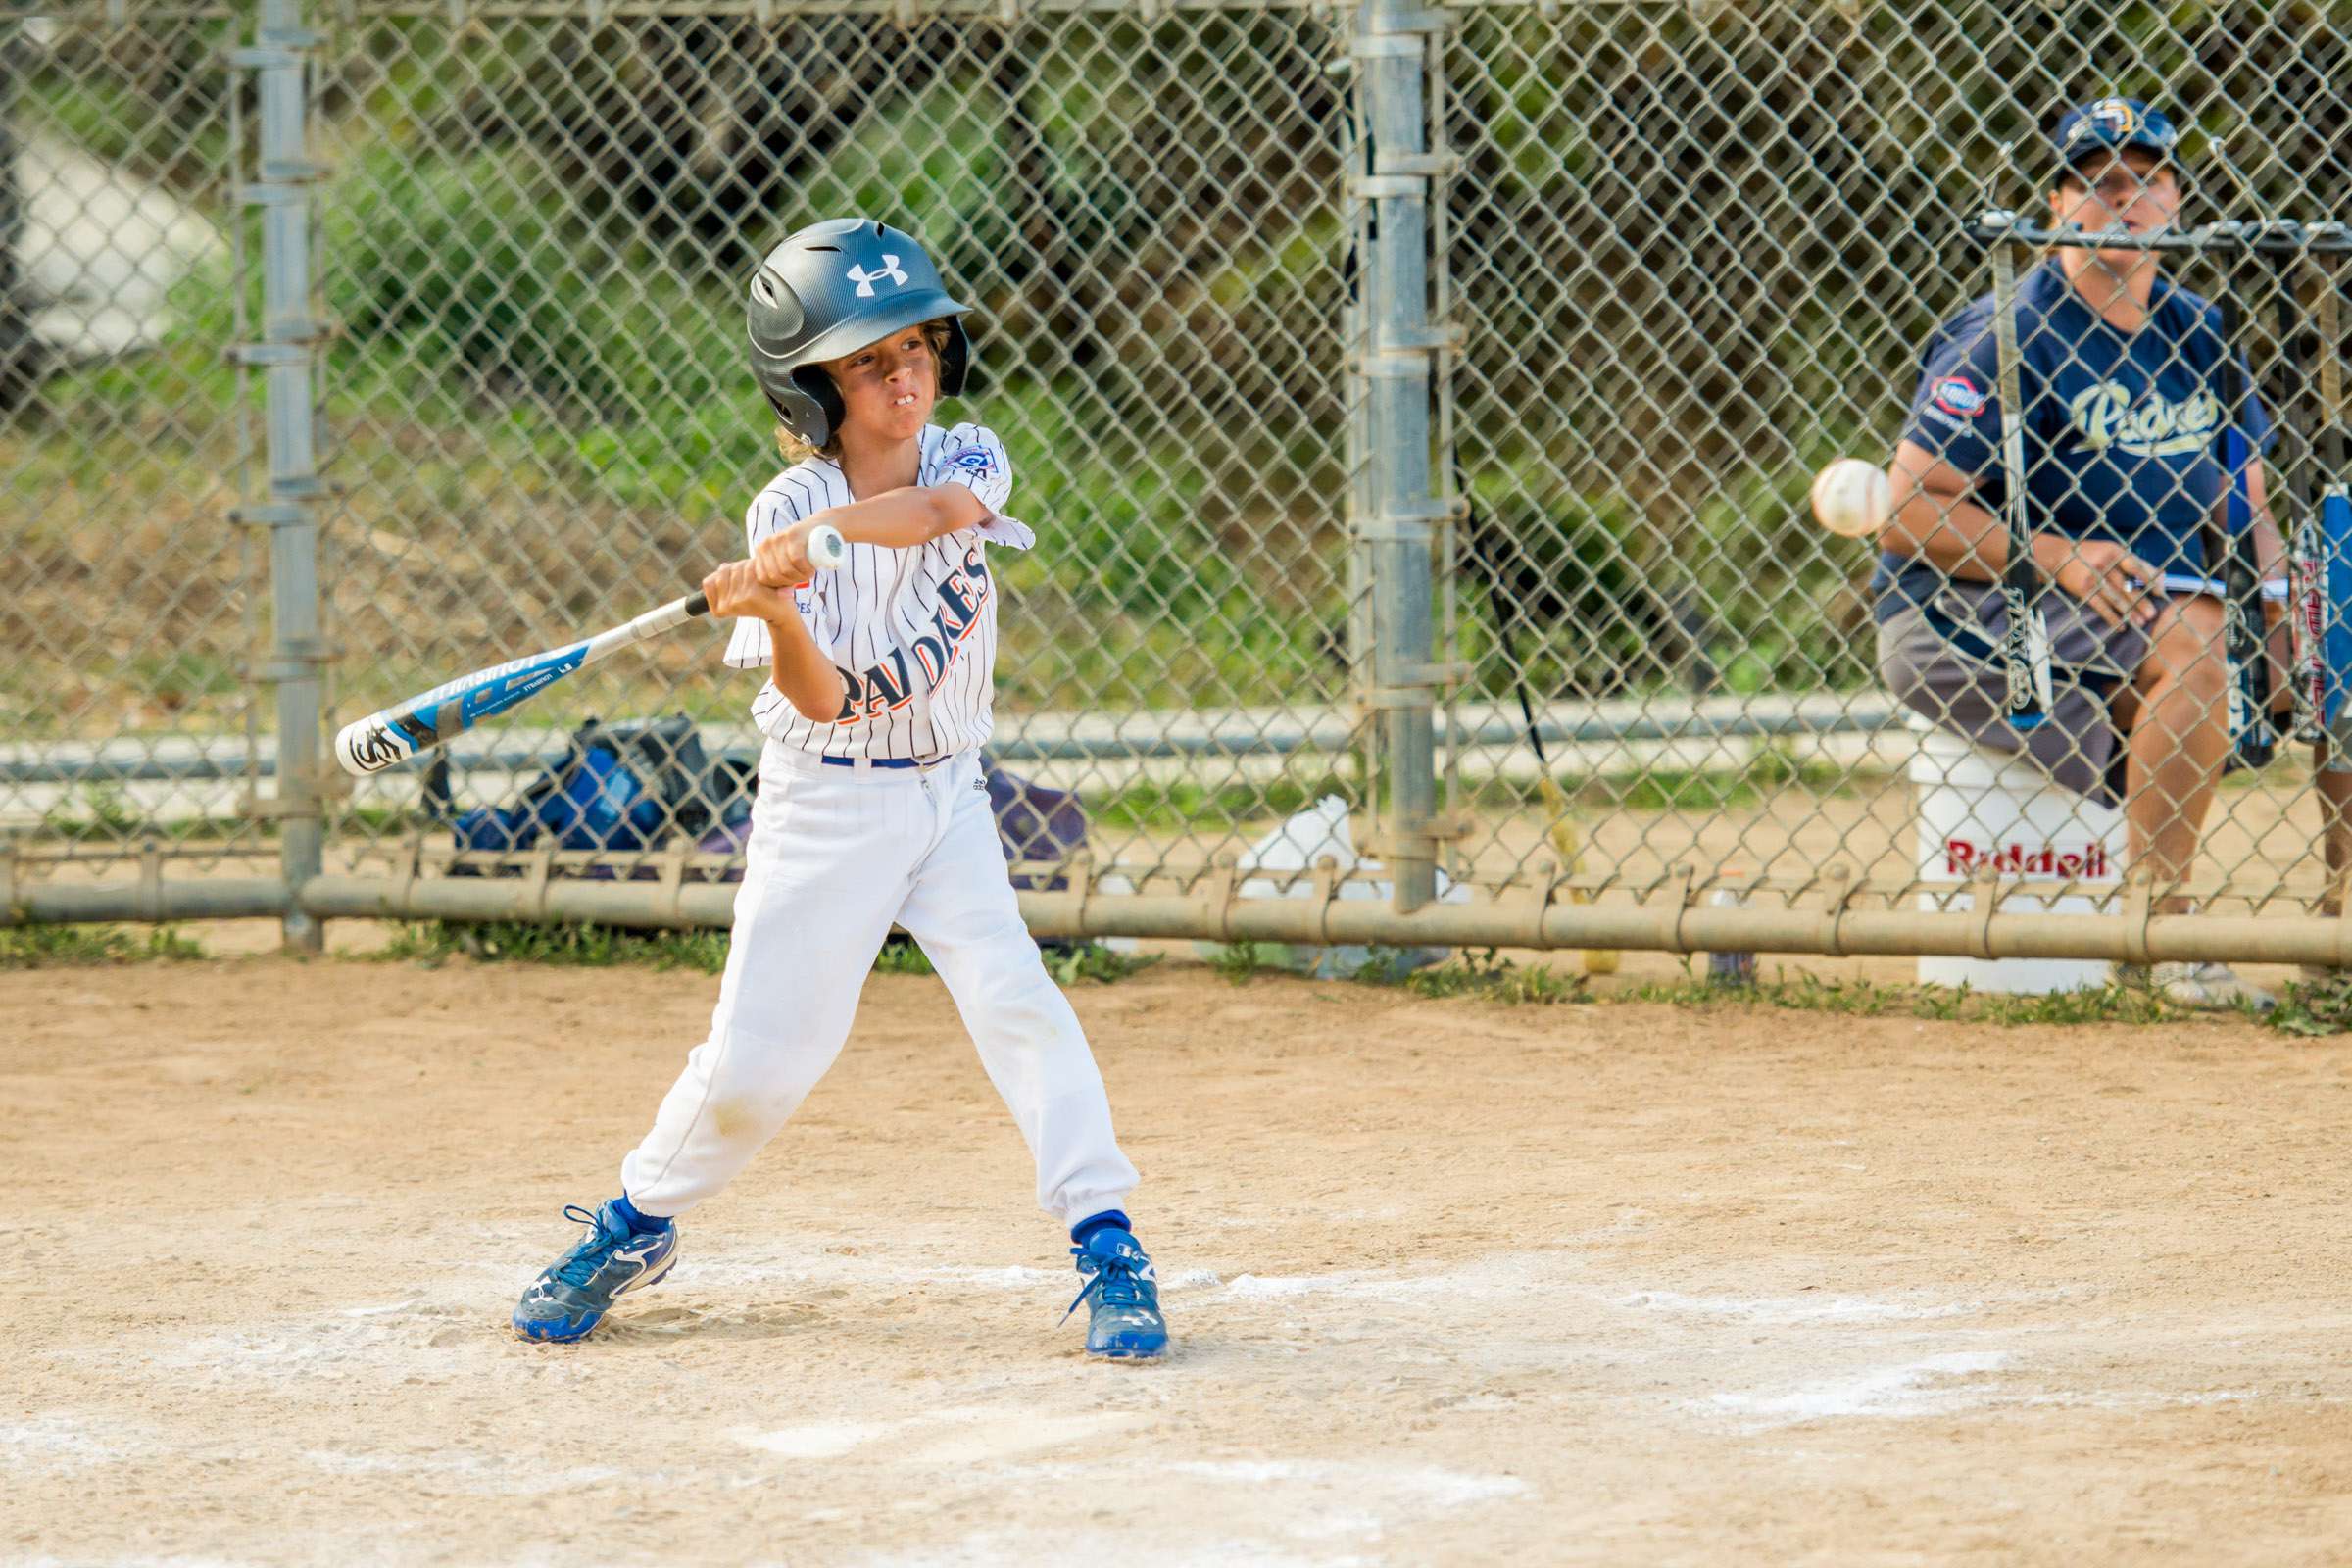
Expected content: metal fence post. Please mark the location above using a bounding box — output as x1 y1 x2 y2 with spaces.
1341 37 1377 811
236 0 327 951
0 27 30 416
1355 0 1442 910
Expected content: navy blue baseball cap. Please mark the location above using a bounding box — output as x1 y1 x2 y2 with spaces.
2051 97 2184 183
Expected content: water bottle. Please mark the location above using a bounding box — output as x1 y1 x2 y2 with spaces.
1705 881 1756 987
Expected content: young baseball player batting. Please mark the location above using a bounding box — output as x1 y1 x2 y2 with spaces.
511 218 1167 1360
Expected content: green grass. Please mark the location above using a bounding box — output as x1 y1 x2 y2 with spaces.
2267 974 2352 1038
871 937 935 977
375 920 734 972
1207 941 1277 984
1331 949 2289 1027
1613 969 2195 1027
1044 943 1163 986
0 924 206 968
24 800 427 845
1089 775 1358 833
1213 945 1289 982
40 784 144 839
1351 946 1589 1004
1602 747 1858 813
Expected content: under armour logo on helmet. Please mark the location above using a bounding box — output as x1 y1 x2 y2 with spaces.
847 257 908 297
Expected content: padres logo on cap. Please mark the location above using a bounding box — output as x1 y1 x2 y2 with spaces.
2066 98 2139 145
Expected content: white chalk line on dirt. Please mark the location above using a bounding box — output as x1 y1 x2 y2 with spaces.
1611 1289 1983 1324
1705 1350 2015 1425
68 1245 2299 1452
300 1448 626 1494
840 1457 1531 1568
0 1413 147 1473
1698 1356 2269 1431
736 1406 1151 1465
76 1251 1994 1390
847 1531 1377 1568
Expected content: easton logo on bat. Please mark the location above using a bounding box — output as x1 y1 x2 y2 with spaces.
416 643 592 729
344 642 594 773
2000 585 2035 713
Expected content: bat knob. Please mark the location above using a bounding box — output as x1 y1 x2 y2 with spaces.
808 524 847 571
336 713 414 776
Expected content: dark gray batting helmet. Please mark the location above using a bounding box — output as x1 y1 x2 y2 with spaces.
745 217 972 448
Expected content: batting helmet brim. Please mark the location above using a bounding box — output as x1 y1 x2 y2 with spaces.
782 288 971 370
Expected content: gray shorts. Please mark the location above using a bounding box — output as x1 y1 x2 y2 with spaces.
1877 581 2149 809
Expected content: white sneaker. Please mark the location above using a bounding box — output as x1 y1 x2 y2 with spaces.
2114 960 2277 1012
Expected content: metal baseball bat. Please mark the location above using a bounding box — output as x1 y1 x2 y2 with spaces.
333 525 846 777
2209 290 2275 766
2269 250 2328 752
1984 215 2053 729
2315 253 2352 757
2281 256 2329 743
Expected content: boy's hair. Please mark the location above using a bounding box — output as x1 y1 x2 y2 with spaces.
776 318 956 464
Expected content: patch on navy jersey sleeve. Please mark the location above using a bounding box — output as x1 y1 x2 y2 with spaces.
941 442 1000 480
1930 373 1989 418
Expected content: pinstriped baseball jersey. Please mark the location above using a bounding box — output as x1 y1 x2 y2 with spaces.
724 421 1033 760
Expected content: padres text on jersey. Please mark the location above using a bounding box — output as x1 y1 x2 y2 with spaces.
724 422 1032 760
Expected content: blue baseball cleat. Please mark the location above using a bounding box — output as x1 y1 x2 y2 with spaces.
1062 1226 1168 1360
512 1200 678 1344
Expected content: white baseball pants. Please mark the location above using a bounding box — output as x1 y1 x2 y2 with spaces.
618 744 1139 1226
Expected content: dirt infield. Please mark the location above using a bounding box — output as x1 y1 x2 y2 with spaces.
11 951 2352 1565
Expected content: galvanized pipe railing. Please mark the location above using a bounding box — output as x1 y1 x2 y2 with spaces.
15 867 2352 972
230 0 328 952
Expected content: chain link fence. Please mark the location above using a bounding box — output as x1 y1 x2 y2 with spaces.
312 2 1365 904
1 5 274 908
7 0 2352 969
1436 0 2352 956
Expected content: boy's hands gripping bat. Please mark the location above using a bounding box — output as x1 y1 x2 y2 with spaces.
334 525 847 776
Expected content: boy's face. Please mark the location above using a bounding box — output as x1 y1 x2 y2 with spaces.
822 324 937 446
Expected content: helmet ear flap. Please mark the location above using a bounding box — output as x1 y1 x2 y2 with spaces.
769 366 845 449
936 318 971 398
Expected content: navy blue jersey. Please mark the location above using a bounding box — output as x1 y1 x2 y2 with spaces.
1873 260 2273 610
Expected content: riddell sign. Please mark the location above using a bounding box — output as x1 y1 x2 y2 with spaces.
1942 839 2114 879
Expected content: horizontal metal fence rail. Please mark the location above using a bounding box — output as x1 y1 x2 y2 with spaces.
21 860 2352 975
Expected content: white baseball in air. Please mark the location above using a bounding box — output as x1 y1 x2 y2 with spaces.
1809 458 1891 540
808 523 847 570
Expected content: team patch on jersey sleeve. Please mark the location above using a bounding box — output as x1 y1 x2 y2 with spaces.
1930 373 1989 417
941 443 1000 480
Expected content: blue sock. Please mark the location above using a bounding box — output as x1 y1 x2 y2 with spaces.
1070 1209 1131 1248
612 1193 672 1234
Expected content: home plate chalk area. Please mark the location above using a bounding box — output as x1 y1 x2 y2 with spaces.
12 955 2352 1564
